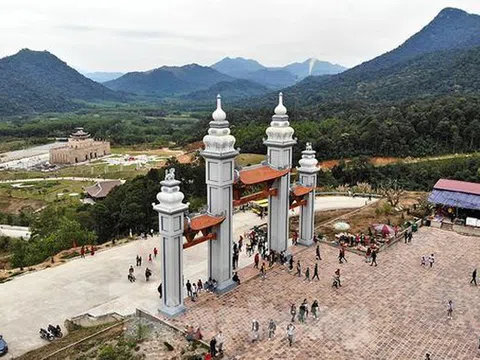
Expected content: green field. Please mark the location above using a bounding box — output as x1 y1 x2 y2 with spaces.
0 180 94 213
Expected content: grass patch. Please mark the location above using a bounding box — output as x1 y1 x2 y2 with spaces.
236 153 265 167
16 322 122 360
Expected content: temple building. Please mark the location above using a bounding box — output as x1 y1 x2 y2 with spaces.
49 128 110 165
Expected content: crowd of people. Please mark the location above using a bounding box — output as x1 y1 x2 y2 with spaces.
126 247 158 283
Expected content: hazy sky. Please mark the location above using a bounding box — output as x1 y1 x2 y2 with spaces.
1 0 479 72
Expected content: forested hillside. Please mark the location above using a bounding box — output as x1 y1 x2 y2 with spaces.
229 96 480 161
104 64 234 96
0 49 124 115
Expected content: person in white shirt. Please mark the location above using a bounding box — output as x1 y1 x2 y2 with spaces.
429 254 435 268
216 331 224 354
286 323 296 347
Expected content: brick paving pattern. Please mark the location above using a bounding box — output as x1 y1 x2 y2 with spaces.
164 228 480 359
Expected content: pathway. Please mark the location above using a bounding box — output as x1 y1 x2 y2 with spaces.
0 177 126 184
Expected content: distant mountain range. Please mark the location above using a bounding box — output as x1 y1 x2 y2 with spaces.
0 7 478 116
104 64 234 97
83 71 124 83
0 49 124 116
252 7 480 108
103 57 346 100
211 57 346 88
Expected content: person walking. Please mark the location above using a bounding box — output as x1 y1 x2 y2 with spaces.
157 282 162 299
304 267 311 282
447 300 453 319
148 254 152 262
404 230 408 244
301 299 309 320
209 337 217 357
296 260 302 277
186 280 193 298
268 319 276 339
197 279 203 293
312 263 320 280
286 323 296 347
251 320 260 342
339 247 347 264
471 268 477 286
408 230 413 243
425 354 431 360
239 235 243 252
311 300 319 320
429 254 435 268
260 262 267 279
289 255 294 272
365 247 371 263
192 283 198 298
80 245 85 258
138 256 142 267
254 252 260 269
145 267 152 281
153 247 158 258
315 244 322 260
370 250 378 266
216 331 224 354
290 304 297 322
335 268 341 287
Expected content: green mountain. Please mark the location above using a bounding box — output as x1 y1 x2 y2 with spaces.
211 57 265 78
104 64 234 97
0 49 124 116
252 8 480 107
183 79 269 101
282 58 346 79
243 68 297 89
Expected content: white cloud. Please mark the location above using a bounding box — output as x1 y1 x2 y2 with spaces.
0 0 479 71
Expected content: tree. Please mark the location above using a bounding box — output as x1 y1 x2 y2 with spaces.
379 179 405 207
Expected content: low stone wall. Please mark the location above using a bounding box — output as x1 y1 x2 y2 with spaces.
67 312 124 329
452 224 480 237
136 308 210 349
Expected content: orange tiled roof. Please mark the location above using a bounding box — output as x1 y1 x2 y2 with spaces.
189 214 225 231
239 165 289 185
292 185 314 197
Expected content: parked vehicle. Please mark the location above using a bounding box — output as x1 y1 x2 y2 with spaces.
48 324 63 338
0 335 8 356
39 328 54 341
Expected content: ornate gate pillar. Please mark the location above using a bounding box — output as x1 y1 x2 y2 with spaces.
153 168 188 317
297 143 319 246
264 93 296 252
201 95 238 292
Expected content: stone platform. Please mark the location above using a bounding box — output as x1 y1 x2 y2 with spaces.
163 227 480 359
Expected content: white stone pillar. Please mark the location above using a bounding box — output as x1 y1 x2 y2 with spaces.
264 93 296 252
202 95 238 292
152 168 188 317
297 143 319 246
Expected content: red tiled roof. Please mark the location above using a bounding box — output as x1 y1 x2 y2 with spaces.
292 185 314 197
85 180 122 199
189 214 225 231
239 165 290 185
433 179 480 196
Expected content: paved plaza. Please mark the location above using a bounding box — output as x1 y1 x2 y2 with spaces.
0 196 372 358
166 227 480 359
